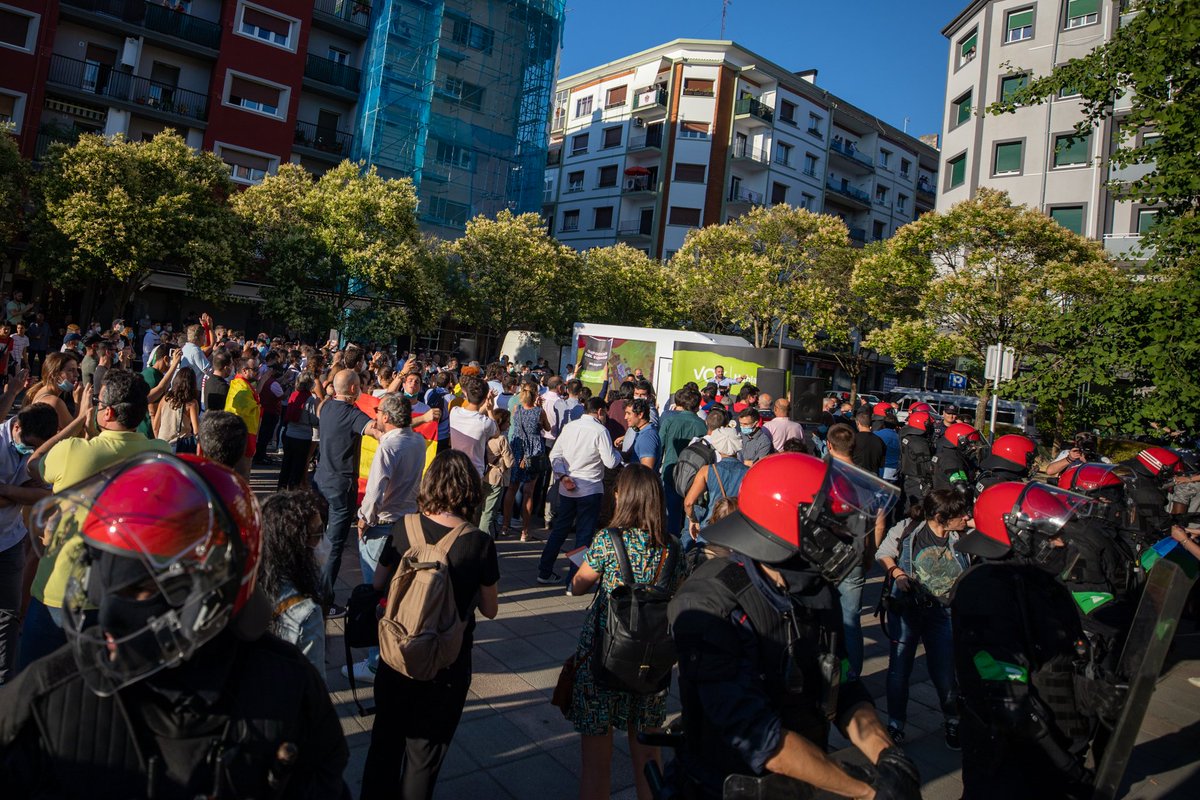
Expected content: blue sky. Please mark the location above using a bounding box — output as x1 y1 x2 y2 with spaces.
557 0 966 140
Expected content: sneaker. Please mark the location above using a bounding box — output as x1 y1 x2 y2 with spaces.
1189 676 1200 689
887 723 906 744
325 603 347 619
565 585 574 596
341 659 376 683
944 720 961 751
536 572 561 585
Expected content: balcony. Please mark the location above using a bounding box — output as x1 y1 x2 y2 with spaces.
1108 159 1155 184
732 141 770 170
293 119 354 161
727 185 764 208
34 130 81 161
825 178 872 210
848 227 868 244
617 219 653 240
632 86 668 116
628 129 663 153
303 53 361 97
312 0 371 36
829 138 874 173
1103 233 1153 262
546 148 562 166
733 97 773 126
622 175 657 197
46 53 208 123
58 0 221 54
916 178 936 203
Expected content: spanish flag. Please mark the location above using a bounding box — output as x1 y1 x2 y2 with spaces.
354 393 439 504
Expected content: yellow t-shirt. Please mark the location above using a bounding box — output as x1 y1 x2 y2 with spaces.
32 430 171 608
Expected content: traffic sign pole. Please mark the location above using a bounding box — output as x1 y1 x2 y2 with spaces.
989 341 1002 442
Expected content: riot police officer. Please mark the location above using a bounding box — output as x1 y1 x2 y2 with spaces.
974 433 1037 494
951 481 1126 800
667 453 921 799
1120 446 1187 539
898 409 936 511
931 422 985 501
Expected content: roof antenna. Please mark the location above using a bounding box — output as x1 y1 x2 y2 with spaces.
721 0 731 38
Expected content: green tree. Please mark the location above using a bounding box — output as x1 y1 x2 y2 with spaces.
671 204 856 348
30 132 243 314
450 210 579 339
859 189 1118 432
0 128 28 255
576 243 681 329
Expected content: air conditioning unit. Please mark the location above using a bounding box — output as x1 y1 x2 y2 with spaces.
121 37 139 68
633 117 645 127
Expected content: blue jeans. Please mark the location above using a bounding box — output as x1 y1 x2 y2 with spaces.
538 492 602 582
837 565 866 680
319 482 357 605
885 599 958 729
359 523 392 670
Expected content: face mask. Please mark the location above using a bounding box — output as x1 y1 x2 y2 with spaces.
12 441 33 456
740 425 756 435
58 379 75 392
153 325 161 333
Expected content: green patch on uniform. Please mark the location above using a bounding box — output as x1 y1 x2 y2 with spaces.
949 470 968 484
840 657 850 683
973 650 1028 683
1072 591 1114 615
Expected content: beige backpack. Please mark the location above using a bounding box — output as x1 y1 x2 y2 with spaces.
378 514 473 681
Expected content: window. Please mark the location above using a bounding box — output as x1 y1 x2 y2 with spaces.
668 207 702 227
674 163 706 183
219 146 273 184
879 148 891 169
1053 132 1091 167
679 121 709 139
900 158 911 178
800 192 815 210
958 29 978 66
1006 7 1034 42
803 152 818 176
566 170 584 192
994 140 1024 175
808 113 823 137
947 152 967 189
433 139 472 169
605 85 627 108
1000 74 1029 103
875 185 889 204
1057 84 1081 99
328 46 350 65
1142 132 1162 149
593 206 614 230
447 14 494 53
1066 0 1099 28
0 92 23 126
771 182 788 205
953 90 972 128
776 142 793 167
238 5 294 49
1137 208 1158 234
1049 206 1084 234
561 209 580 232
575 96 593 117
597 165 618 188
873 221 886 240
779 100 796 124
458 81 484 112
0 6 36 52
426 196 470 227
571 132 588 155
602 126 622 149
227 75 284 117
682 78 714 97
897 193 908 213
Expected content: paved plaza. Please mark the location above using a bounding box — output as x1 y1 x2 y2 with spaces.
252 471 1200 799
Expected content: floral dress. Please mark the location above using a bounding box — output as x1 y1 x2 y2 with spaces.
567 527 687 736
509 404 545 485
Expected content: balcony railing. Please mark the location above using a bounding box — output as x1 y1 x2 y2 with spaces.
825 179 871 205
294 119 353 158
1109 159 1155 183
59 0 221 49
622 176 656 194
632 86 667 112
734 97 773 124
732 140 770 165
1103 233 1153 261
916 179 936 197
312 0 371 28
829 138 874 169
47 53 208 121
34 130 80 161
628 130 663 151
849 227 867 243
617 219 653 237
728 186 764 205
304 53 361 92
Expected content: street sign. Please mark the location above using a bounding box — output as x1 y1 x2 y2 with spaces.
985 344 1016 382
947 372 967 390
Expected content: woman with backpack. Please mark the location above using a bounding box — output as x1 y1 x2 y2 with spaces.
360 449 500 800
567 464 686 800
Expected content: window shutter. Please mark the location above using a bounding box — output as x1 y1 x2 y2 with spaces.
230 76 280 106
598 165 618 186
1001 74 1028 102
1050 207 1084 234
1007 9 1033 30
243 7 289 36
683 79 714 95
603 126 621 147
995 141 1022 174
674 163 706 182
606 85 627 106
956 91 972 125
960 31 978 58
1067 0 1099 17
1056 133 1090 165
680 121 708 134
0 95 15 119
668 207 701 226
223 149 271 172
950 155 967 186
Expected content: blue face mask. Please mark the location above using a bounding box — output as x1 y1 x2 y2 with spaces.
153 325 161 333
740 425 756 435
12 441 33 456
58 379 75 392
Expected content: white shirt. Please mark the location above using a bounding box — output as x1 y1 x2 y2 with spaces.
548 414 620 498
449 406 497 476
359 427 426 526
9 334 28 362
142 330 160 364
763 417 804 453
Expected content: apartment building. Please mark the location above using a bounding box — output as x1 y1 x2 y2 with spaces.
0 0 564 239
938 0 1152 261
541 39 940 261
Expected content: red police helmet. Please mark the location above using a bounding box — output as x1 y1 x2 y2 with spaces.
873 402 895 418
906 410 935 435
1135 447 1183 479
959 481 1092 559
990 434 1037 472
943 422 982 450
1057 463 1127 494
908 402 932 414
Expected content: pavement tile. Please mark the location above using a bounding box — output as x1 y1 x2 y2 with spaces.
478 635 562 672
433 769 516 800
487 750 582 798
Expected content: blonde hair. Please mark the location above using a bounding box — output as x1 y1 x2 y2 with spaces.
518 383 538 408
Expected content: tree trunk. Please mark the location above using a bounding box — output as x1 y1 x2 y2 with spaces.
975 382 991 433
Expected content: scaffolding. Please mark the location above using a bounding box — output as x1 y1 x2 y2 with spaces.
354 0 566 235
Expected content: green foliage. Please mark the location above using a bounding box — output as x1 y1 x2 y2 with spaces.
576 243 681 329
671 204 856 348
450 210 579 338
30 132 243 310
0 130 27 250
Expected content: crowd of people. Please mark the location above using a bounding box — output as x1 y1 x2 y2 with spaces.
0 304 1196 800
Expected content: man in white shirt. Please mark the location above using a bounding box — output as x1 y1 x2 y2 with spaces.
9 324 29 371
179 314 214 390
537 397 620 588
448 375 496 479
763 398 805 452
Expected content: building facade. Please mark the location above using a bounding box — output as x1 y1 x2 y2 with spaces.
938 0 1152 261
542 39 940 261
0 0 564 239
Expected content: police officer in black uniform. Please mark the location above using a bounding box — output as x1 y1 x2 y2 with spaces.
931 422 985 501
973 433 1037 494
951 481 1126 800
667 452 921 800
1120 446 1187 542
0 454 349 799
898 409 936 511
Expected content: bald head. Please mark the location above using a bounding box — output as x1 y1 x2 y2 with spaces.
774 397 790 416
333 368 360 397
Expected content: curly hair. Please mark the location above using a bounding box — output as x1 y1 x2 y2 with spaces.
260 490 324 602
164 366 198 409
418 450 482 519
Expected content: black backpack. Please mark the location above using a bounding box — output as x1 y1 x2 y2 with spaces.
593 530 680 695
673 437 716 499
